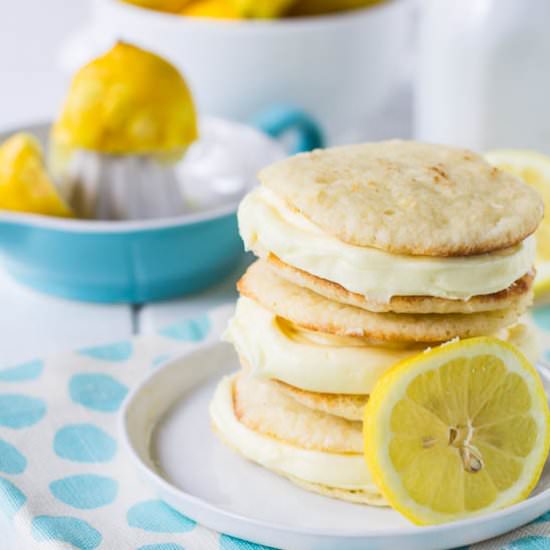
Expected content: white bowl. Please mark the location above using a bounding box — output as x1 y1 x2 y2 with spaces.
60 0 412 136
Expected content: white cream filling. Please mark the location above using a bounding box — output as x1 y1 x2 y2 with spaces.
238 187 536 302
210 375 379 492
224 297 540 396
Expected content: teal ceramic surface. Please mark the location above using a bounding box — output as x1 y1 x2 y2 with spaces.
0 110 323 303
0 209 242 303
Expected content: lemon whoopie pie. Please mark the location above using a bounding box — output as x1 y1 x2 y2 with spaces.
211 141 546 509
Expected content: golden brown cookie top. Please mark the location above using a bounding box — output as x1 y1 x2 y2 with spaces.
259 141 544 257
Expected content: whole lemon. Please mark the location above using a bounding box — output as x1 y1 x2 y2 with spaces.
289 0 384 16
230 0 294 18
181 0 240 18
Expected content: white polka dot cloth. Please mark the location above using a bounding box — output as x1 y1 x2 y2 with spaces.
1 304 550 550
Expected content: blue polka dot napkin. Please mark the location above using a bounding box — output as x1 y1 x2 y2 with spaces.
1 304 550 550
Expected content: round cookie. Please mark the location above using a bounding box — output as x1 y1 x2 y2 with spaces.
238 260 531 343
213 419 385 506
266 253 535 314
259 141 544 257
210 375 384 506
272 380 368 422
289 477 387 507
238 354 369 421
234 373 362 453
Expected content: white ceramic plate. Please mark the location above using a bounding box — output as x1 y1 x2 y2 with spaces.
120 342 550 550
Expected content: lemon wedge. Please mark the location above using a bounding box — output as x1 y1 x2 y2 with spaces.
181 0 240 18
485 150 550 298
364 337 550 525
0 133 73 218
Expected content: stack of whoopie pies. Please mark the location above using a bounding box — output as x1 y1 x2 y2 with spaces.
210 141 543 505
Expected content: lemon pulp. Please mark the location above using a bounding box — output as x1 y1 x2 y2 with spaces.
364 338 550 524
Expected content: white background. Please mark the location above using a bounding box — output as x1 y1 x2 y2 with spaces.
0 1 91 129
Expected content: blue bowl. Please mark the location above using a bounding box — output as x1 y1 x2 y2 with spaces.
0 109 323 303
0 207 244 303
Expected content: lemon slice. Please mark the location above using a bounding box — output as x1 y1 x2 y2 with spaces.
364 337 550 525
485 150 550 298
0 133 73 218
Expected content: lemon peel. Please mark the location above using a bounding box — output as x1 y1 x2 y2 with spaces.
52 42 198 159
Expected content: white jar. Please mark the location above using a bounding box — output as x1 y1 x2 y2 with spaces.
60 0 411 139
415 0 550 153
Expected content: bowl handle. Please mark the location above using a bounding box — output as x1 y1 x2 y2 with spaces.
252 105 324 154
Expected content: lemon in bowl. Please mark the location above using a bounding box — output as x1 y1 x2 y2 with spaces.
230 0 295 18
180 0 240 18
180 0 296 19
121 0 191 12
288 0 385 16
126 0 386 17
